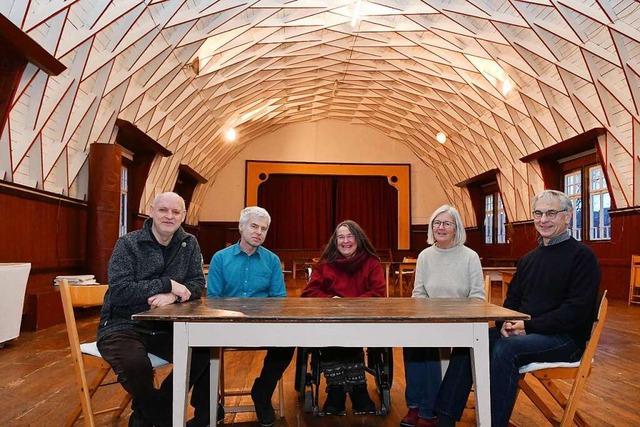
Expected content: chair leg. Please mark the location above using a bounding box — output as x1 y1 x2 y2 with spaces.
67 366 111 427
113 392 133 418
277 378 285 418
558 375 590 427
518 376 559 426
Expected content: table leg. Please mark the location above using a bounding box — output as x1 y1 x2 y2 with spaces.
209 347 221 427
292 260 297 279
173 322 190 426
470 323 491 426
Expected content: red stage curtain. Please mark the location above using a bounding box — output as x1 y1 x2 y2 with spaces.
334 175 398 250
258 174 398 250
258 174 334 249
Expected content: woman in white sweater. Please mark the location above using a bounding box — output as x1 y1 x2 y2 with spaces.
400 205 484 427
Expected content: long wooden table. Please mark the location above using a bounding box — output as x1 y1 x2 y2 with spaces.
133 297 528 426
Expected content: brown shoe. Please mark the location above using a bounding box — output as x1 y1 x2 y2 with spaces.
416 416 439 427
400 407 419 426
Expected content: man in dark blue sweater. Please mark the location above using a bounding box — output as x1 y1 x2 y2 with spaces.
435 190 601 427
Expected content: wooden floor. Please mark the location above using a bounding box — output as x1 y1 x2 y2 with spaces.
1 278 639 427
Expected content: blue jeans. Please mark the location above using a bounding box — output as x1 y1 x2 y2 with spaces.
435 327 583 427
403 347 442 418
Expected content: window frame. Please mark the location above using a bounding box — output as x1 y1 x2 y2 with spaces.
560 152 610 242
482 184 507 245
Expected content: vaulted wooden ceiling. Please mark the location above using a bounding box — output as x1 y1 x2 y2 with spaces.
2 1 639 222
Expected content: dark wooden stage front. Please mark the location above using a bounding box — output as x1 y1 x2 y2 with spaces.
0 277 638 426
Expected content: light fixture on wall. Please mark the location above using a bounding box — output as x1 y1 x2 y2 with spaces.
436 132 447 144
183 57 200 75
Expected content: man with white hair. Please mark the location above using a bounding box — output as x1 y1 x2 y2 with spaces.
98 192 211 427
207 206 295 427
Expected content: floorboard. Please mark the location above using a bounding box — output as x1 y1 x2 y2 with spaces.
0 278 638 426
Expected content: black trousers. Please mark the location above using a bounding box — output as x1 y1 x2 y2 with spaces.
251 347 296 401
97 329 210 426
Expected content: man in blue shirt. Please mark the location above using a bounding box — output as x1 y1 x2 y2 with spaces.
207 206 294 427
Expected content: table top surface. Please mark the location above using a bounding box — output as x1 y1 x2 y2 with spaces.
133 297 528 323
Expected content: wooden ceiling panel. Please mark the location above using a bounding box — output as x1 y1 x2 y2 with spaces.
3 0 640 221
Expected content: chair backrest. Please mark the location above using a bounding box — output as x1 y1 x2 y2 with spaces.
484 275 491 304
587 290 608 353
60 280 90 361
629 255 640 304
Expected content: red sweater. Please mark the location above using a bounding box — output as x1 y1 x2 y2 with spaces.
301 251 386 298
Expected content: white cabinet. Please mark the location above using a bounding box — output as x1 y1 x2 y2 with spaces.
0 263 31 345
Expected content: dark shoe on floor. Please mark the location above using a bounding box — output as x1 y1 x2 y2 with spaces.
251 382 276 427
400 407 420 427
349 385 376 415
436 412 456 427
416 416 439 427
129 411 153 427
322 385 347 416
187 404 226 426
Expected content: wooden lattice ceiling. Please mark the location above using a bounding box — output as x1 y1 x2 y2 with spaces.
2 0 639 223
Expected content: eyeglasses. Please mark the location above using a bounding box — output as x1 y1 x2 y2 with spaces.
532 209 567 220
432 220 454 229
337 234 355 242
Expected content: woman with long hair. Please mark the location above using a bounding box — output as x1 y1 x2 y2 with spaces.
302 220 386 416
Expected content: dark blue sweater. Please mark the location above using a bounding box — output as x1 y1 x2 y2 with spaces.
503 237 600 348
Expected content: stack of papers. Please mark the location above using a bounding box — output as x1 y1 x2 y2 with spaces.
54 275 99 285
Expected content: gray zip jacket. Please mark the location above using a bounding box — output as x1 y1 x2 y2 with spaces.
97 219 204 341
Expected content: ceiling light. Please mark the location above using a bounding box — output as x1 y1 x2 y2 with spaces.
466 55 514 97
225 128 236 142
436 132 447 144
351 0 364 28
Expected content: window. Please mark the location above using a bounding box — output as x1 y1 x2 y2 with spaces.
563 164 610 241
119 165 128 236
589 165 610 240
564 171 582 239
484 192 506 244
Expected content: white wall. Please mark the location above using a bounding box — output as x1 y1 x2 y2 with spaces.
199 120 448 224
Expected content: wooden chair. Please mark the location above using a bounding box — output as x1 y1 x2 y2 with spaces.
515 291 608 426
219 348 285 419
628 255 640 305
395 257 417 297
484 274 491 304
60 280 169 427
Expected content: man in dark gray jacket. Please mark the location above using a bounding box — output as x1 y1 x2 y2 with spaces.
97 192 211 427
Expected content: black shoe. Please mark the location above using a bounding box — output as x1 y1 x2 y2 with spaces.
349 385 376 415
322 386 347 416
251 381 276 427
129 411 153 427
187 404 225 426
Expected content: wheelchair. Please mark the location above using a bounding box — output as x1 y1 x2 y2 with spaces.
294 346 393 416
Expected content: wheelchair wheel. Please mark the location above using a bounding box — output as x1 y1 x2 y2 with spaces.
303 384 313 412
380 388 391 415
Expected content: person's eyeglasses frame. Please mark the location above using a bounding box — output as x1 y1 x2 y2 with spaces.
432 220 455 229
532 209 567 220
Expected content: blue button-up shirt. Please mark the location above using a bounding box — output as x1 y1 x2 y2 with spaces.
206 242 286 298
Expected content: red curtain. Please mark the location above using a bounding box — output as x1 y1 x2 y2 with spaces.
258 174 398 250
258 174 334 249
335 176 398 250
